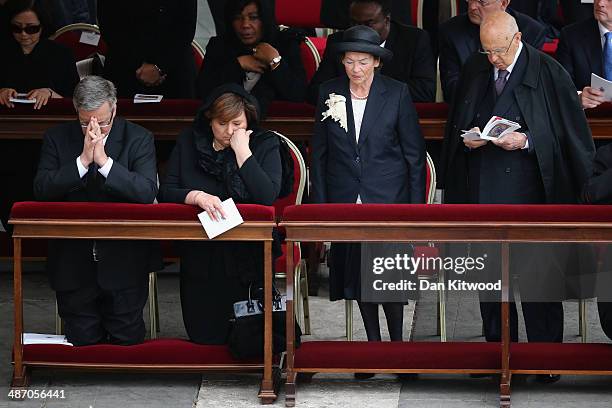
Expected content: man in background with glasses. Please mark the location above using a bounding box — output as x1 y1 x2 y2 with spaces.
439 0 546 103
33 76 160 346
440 11 594 382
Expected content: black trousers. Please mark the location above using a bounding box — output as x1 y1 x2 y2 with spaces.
598 302 612 341
56 282 148 346
480 301 564 342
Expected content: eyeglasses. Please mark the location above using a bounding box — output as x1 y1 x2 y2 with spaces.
466 0 500 6
79 111 115 129
11 24 41 34
478 33 517 56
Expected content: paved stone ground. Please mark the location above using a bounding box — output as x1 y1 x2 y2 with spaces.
1 261 611 407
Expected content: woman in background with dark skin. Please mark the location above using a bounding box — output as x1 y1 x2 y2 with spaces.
158 83 282 344
196 0 306 117
0 0 78 110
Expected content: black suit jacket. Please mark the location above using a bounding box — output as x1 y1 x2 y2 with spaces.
556 17 602 91
98 0 197 98
441 43 595 204
320 0 412 29
439 9 546 103
311 74 425 204
196 31 307 118
33 118 159 291
582 143 612 204
307 21 435 104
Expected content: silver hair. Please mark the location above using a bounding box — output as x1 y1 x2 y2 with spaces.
72 75 117 111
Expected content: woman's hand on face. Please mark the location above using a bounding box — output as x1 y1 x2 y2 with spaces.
230 128 253 162
237 55 266 73
252 42 279 66
27 88 52 110
0 88 17 108
194 191 227 222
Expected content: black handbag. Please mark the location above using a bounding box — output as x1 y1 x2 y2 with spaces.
228 283 301 360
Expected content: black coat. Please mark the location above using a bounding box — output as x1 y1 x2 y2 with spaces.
311 74 425 205
307 21 435 104
196 31 307 118
98 0 197 98
582 144 612 204
556 17 602 91
441 43 595 204
439 9 546 103
0 38 78 96
33 117 159 291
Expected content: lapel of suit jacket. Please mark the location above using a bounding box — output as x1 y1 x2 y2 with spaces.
357 74 387 148
586 18 603 77
381 24 397 77
492 45 528 118
336 77 358 152
104 117 125 162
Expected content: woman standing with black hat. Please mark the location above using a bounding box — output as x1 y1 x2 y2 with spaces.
310 25 425 370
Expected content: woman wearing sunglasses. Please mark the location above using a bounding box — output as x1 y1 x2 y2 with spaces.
0 0 78 110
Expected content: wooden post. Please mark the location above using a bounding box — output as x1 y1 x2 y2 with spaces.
11 237 28 388
259 240 276 403
285 240 296 407
500 242 511 408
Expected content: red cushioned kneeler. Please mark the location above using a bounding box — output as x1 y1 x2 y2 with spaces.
22 339 265 366
511 343 612 372
294 341 502 371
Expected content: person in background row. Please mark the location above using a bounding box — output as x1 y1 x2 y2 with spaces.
98 0 197 98
557 0 612 110
311 26 425 379
439 0 546 103
440 11 594 382
49 0 96 30
308 0 435 104
34 76 159 346
196 0 306 118
158 84 282 344
320 0 412 29
0 0 78 109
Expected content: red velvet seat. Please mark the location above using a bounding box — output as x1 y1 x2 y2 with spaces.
511 343 612 372
541 39 559 58
50 23 108 61
275 0 323 28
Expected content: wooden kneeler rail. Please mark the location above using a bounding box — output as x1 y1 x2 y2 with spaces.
9 202 278 404
280 204 612 408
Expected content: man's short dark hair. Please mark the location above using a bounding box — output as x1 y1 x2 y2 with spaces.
350 0 392 17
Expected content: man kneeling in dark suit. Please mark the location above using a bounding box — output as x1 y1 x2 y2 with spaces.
34 76 159 346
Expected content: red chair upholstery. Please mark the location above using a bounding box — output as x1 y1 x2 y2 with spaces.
50 23 108 61
541 39 559 58
275 0 323 28
300 37 321 82
191 41 205 71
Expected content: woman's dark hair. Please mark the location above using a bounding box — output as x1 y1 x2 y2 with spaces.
205 92 259 126
223 0 278 46
4 0 54 39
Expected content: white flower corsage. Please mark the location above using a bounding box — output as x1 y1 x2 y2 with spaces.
321 93 348 132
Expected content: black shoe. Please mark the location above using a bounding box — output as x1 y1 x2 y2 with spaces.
397 373 418 381
469 373 492 378
354 373 375 380
535 374 561 384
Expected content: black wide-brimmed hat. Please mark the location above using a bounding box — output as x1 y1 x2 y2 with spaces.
334 25 393 61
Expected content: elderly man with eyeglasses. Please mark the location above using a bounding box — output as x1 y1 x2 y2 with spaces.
33 75 160 346
439 0 546 103
440 11 595 383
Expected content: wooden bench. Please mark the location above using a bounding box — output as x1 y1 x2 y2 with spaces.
9 202 278 404
280 204 612 408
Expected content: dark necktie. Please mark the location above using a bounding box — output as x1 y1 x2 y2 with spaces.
604 32 612 80
495 69 509 96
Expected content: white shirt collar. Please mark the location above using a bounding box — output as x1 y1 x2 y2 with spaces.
598 21 612 47
494 41 523 80
380 40 386 48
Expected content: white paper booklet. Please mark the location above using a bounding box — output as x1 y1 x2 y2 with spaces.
591 73 612 101
23 333 73 346
9 93 35 104
197 198 244 239
133 94 163 104
461 116 521 141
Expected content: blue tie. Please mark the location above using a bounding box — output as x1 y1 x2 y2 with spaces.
604 32 612 80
